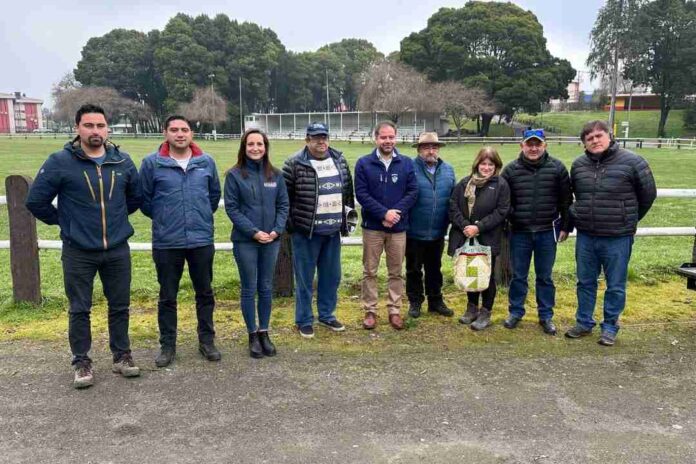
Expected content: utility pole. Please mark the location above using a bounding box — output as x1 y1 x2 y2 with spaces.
208 73 216 140
239 76 243 135
325 69 330 130
608 0 624 135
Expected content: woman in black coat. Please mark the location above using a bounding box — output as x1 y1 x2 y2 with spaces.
448 147 510 330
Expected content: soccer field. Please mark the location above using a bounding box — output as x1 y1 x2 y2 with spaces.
0 136 694 341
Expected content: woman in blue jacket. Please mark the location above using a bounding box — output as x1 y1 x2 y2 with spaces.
224 129 289 358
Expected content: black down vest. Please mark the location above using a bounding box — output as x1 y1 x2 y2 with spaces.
282 147 355 237
569 142 656 237
501 152 572 233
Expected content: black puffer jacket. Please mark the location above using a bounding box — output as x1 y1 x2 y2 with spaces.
501 152 572 232
448 175 510 256
282 146 355 237
570 142 656 236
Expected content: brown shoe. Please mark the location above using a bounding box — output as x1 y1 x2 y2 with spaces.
363 312 377 330
389 314 405 330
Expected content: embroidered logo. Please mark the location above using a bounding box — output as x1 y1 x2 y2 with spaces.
391 173 399 183
264 182 277 188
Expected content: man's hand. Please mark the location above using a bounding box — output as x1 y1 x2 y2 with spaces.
269 231 279 241
384 209 401 225
463 225 479 238
382 220 394 228
253 231 272 243
558 231 569 242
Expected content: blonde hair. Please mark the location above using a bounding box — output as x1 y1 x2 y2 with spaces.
471 146 502 176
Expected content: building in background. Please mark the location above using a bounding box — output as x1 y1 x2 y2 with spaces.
0 92 44 133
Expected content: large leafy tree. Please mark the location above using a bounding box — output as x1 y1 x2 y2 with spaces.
400 1 575 135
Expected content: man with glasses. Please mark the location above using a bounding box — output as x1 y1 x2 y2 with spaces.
282 122 355 338
565 120 656 346
501 128 572 336
406 132 456 319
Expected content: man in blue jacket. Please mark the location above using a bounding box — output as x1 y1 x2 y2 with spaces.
406 132 456 319
26 104 142 389
140 115 222 367
355 121 418 330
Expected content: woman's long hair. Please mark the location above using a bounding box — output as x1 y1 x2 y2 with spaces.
235 129 276 181
470 146 503 176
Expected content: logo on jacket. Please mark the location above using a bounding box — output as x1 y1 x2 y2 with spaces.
391 173 399 184
264 182 277 188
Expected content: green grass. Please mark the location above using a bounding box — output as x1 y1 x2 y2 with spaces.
0 137 695 346
516 109 695 139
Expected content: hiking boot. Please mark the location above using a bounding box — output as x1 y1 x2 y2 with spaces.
598 331 616 346
564 324 593 339
539 319 557 336
199 342 222 362
298 325 315 338
319 319 345 332
471 308 492 331
155 347 175 368
408 301 422 318
503 315 522 329
428 300 454 317
389 313 405 330
363 312 377 330
112 353 140 378
459 303 479 325
73 361 94 389
258 330 277 356
248 332 264 358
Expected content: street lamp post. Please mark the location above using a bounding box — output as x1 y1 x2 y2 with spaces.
208 73 216 140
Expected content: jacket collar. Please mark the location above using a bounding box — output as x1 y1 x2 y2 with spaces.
369 147 402 164
66 139 124 163
518 151 549 169
296 146 342 166
158 141 204 157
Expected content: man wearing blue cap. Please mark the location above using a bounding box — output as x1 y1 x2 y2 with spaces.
500 128 572 335
282 122 355 338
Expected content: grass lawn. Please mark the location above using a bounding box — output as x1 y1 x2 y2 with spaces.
516 109 695 139
0 137 694 348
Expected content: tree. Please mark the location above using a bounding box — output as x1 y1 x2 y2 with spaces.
434 82 497 139
53 86 149 130
178 87 227 132
357 59 441 123
400 1 576 135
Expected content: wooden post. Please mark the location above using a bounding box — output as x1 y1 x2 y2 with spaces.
6 175 42 304
273 233 294 297
494 231 512 287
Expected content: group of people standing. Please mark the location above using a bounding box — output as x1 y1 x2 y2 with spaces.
25 104 657 389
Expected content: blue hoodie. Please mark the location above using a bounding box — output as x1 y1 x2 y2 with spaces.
26 139 141 251
354 148 418 233
139 142 221 249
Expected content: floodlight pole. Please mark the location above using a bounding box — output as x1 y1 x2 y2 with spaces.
239 76 243 135
208 73 216 140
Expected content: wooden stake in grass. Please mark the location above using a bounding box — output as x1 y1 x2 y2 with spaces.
6 175 42 304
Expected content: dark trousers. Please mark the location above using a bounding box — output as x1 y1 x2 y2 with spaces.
152 245 216 348
467 255 497 310
61 242 132 365
233 240 281 333
405 237 445 305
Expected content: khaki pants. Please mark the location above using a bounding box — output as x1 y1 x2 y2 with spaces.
361 229 407 315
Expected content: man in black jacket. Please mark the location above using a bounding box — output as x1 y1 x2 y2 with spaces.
565 120 656 346
501 129 571 336
26 104 142 388
282 122 355 338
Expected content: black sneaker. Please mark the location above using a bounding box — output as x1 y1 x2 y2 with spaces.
427 300 454 317
539 319 557 336
298 325 315 338
319 319 345 332
598 331 616 346
503 315 522 329
198 342 222 362
564 324 593 339
408 301 422 318
155 347 175 368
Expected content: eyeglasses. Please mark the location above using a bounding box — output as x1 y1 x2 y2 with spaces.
523 129 545 140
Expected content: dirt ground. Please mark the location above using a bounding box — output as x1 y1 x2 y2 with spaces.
1 333 695 464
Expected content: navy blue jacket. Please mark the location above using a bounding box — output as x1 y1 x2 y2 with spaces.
139 142 221 249
354 148 418 233
26 140 141 251
224 160 289 243
407 156 456 241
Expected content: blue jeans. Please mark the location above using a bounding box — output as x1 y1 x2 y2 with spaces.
508 230 557 321
292 232 342 327
575 232 634 335
233 240 281 333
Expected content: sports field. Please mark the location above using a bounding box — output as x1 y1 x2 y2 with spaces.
0 136 694 346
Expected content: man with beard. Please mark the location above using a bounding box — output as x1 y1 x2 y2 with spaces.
355 121 418 330
26 104 142 389
140 115 221 366
405 132 456 319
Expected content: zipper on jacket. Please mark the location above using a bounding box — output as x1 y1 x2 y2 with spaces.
427 163 437 239
531 169 539 225
108 170 115 200
96 165 108 250
83 171 97 201
591 160 600 232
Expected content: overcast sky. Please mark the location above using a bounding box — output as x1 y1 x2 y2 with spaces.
0 0 605 107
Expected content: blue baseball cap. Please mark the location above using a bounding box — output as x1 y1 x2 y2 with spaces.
306 122 329 136
522 128 545 143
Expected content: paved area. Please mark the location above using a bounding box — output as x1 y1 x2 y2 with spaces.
1 338 695 463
